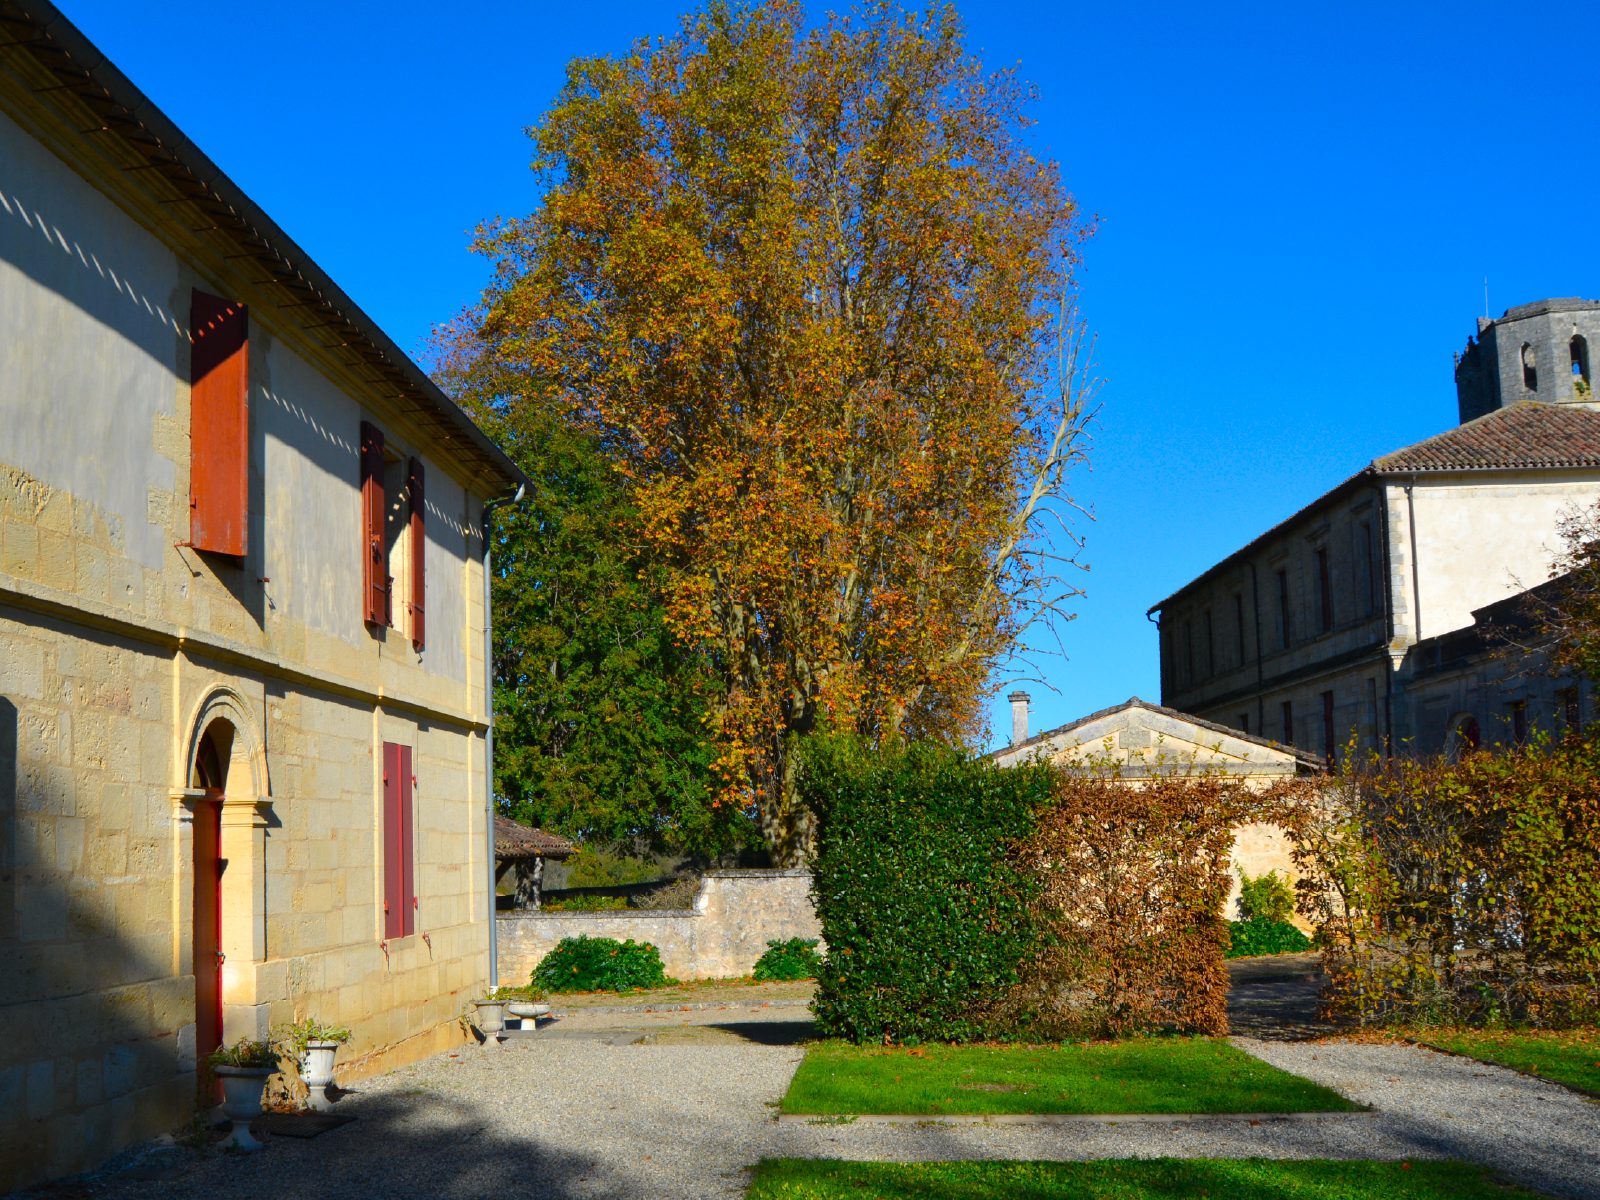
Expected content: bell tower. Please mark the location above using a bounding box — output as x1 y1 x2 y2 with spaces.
1455 298 1600 424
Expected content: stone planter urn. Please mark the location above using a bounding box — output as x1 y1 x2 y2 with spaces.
473 999 507 1047
298 1041 341 1112
505 1001 550 1031
213 1065 273 1151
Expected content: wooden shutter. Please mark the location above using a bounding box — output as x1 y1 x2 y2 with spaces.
399 744 416 936
189 290 249 556
360 422 389 626
382 741 404 940
407 457 425 650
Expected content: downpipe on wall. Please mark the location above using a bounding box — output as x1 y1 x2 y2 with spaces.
481 483 525 990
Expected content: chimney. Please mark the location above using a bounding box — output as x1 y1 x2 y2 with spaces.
1007 690 1031 747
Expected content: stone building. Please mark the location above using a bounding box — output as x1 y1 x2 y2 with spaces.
0 5 526 1188
992 695 1322 921
1150 300 1600 762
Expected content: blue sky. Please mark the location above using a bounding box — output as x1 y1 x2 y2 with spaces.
60 1 1600 749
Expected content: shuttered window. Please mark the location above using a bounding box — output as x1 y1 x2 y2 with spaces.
360 422 389 626
381 741 416 940
189 290 249 555
407 457 425 649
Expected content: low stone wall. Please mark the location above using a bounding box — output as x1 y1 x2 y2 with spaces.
496 868 820 982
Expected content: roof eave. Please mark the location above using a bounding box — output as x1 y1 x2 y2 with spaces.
0 0 529 495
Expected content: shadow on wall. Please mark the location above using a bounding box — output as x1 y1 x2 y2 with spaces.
0 692 190 1194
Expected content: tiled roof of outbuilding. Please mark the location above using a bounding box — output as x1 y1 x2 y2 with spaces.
1374 403 1600 472
493 816 576 861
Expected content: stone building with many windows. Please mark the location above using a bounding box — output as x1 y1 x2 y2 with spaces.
1150 300 1600 760
0 4 527 1187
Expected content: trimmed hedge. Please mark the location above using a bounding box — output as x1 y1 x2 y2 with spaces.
1227 918 1312 958
531 935 671 992
805 736 1053 1044
753 938 824 981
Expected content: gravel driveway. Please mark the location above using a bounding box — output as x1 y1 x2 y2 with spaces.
57 1003 1600 1200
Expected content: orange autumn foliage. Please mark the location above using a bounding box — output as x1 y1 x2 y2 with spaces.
466 1 1093 861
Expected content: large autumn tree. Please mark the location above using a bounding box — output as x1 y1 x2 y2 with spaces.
440 354 752 859
466 0 1094 862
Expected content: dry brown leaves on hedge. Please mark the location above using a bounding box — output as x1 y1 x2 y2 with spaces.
997 769 1299 1039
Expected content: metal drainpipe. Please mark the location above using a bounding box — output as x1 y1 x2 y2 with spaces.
481 482 525 990
1404 475 1422 643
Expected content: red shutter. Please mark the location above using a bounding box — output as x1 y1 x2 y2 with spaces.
360 422 389 626
382 741 404 940
407 457 425 650
189 290 249 556
400 744 416 936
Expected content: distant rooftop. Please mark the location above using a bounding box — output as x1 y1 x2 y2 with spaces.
1151 402 1600 612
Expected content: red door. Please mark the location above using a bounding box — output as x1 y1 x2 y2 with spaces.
193 793 224 1098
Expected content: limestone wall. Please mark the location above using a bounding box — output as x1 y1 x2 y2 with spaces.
497 870 821 983
0 69 499 1191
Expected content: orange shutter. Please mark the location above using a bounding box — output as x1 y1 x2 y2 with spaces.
408 457 425 649
189 290 249 556
360 421 389 626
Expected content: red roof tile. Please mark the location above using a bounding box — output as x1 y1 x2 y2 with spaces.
494 816 575 861
1375 403 1600 472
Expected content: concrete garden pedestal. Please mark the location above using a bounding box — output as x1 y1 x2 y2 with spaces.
505 1001 549 1033
213 1066 272 1151
298 1041 341 1112
474 999 507 1047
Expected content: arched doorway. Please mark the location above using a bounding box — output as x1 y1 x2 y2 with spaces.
192 721 231 1095
180 687 271 1102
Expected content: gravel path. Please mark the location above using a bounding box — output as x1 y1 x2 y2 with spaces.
59 1006 1600 1200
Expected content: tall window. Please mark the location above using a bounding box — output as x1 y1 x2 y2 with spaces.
1281 699 1294 746
359 422 427 648
1238 712 1250 735
1182 621 1194 684
1358 521 1377 618
1203 609 1214 677
1366 677 1379 746
1316 547 1333 634
1275 569 1291 649
1573 335 1592 395
1561 687 1581 730
1522 341 1538 391
1233 594 1246 667
1321 690 1336 762
1510 701 1528 746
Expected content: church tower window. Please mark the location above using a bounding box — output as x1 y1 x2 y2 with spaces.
1522 342 1538 391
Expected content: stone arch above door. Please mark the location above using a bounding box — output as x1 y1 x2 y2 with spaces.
182 685 270 800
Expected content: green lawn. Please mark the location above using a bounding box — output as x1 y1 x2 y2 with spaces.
1420 1028 1600 1097
747 1158 1541 1199
780 1038 1359 1116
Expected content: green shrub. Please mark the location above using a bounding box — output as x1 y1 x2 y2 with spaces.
1236 869 1296 923
752 938 823 981
1227 918 1313 958
805 735 1052 1044
273 1018 351 1056
207 1038 276 1069
532 935 672 992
